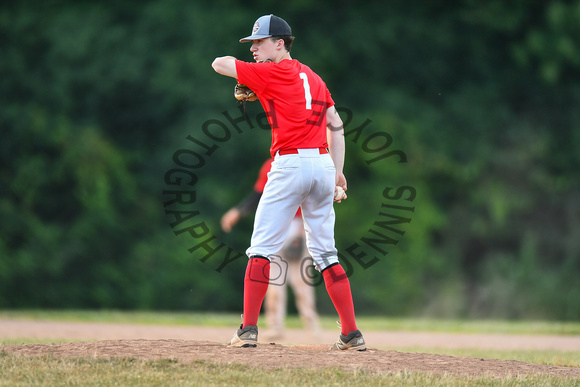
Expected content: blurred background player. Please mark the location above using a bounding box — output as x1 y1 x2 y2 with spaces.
221 158 321 340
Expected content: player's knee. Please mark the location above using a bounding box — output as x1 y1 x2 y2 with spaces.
315 254 339 271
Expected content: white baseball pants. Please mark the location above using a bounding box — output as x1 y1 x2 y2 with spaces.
246 148 339 271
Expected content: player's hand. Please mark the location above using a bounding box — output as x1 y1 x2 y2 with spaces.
334 173 347 203
334 186 347 203
221 208 241 233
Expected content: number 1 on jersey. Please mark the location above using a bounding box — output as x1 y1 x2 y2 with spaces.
299 72 312 110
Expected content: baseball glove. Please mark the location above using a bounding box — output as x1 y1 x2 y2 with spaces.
233 60 272 102
234 84 258 102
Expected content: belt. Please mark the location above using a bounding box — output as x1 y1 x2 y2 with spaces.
278 147 328 155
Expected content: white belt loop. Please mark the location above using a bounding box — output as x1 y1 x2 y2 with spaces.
296 148 320 157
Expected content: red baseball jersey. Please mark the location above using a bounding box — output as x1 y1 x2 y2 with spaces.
235 59 335 157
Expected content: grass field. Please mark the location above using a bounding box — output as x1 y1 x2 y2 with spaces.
1 355 579 386
1 310 579 386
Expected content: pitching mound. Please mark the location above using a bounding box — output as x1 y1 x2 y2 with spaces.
3 339 579 378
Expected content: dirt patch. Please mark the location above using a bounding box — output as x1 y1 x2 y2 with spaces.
3 339 579 378
1 320 580 378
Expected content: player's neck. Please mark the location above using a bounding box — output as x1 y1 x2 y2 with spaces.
276 52 292 63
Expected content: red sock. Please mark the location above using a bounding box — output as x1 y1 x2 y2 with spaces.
242 257 270 327
323 264 358 335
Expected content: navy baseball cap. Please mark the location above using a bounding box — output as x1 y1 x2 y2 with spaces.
239 14 292 43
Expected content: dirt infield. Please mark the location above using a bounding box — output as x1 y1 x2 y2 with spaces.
2 319 580 378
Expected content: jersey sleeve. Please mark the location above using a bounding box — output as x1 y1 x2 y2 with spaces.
235 60 272 95
326 87 335 108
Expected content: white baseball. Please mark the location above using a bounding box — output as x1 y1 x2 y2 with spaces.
334 186 346 201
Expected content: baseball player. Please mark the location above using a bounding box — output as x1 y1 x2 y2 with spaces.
212 14 366 351
221 158 322 340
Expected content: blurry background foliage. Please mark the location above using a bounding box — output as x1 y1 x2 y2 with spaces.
1 0 579 319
